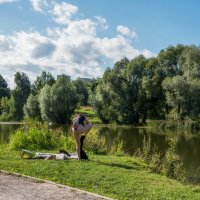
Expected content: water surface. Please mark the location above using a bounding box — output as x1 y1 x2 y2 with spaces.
1 123 200 182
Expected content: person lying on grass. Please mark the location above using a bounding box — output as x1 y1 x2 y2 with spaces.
20 149 78 160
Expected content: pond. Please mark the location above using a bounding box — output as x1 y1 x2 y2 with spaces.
0 123 21 142
1 123 200 183
94 125 200 183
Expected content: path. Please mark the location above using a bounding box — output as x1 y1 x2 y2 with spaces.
0 172 113 200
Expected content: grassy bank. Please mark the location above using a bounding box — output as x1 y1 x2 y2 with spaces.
0 145 200 199
75 106 102 124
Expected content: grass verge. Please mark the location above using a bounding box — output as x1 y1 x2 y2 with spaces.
0 145 200 200
75 106 102 124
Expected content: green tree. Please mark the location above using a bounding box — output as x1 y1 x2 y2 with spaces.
73 78 89 106
24 94 41 120
32 71 55 95
141 57 166 120
0 75 9 99
39 85 52 122
39 75 78 124
162 46 200 120
180 46 200 80
0 97 10 114
158 45 185 77
10 72 31 120
162 76 190 119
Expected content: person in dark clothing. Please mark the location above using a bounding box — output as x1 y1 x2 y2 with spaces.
72 114 92 160
80 135 88 159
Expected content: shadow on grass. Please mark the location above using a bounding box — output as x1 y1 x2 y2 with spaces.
89 160 143 170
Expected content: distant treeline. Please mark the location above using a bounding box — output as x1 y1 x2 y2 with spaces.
1 44 200 124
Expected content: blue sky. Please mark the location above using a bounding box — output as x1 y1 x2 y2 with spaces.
0 0 199 87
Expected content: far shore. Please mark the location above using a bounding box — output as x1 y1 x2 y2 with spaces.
0 122 25 125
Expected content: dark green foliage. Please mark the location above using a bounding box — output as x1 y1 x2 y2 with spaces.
95 56 165 124
94 45 200 124
24 94 41 120
0 75 9 99
39 75 78 124
73 78 90 106
10 72 31 120
32 71 55 95
2 45 200 124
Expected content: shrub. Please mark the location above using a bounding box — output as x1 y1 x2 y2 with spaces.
9 121 67 150
84 130 108 155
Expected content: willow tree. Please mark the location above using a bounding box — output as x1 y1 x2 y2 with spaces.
39 75 78 124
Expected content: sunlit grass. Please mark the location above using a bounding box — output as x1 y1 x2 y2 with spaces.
75 106 102 124
1 145 200 200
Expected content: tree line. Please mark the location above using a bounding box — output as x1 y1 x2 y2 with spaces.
0 72 94 124
0 44 200 124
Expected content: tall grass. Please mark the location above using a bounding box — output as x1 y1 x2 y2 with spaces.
135 136 186 182
152 119 200 132
9 121 75 151
84 130 108 155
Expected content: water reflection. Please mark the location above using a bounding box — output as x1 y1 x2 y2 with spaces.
2 123 200 181
95 125 200 181
97 126 169 156
0 123 20 142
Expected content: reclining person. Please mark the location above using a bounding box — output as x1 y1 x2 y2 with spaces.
21 149 77 160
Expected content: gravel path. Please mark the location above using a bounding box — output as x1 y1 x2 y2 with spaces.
0 172 113 200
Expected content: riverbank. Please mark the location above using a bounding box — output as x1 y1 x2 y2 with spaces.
0 146 200 199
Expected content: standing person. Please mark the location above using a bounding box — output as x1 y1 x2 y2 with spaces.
72 114 92 160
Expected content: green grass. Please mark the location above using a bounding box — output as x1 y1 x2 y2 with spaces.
0 145 200 199
75 106 102 124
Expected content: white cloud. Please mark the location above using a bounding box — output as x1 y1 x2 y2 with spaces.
0 0 17 3
0 1 155 88
51 2 78 24
0 35 12 51
95 16 108 30
117 25 136 38
29 0 47 12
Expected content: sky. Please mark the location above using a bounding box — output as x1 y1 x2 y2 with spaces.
0 0 200 88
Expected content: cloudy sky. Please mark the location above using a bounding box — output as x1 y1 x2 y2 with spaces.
0 0 199 87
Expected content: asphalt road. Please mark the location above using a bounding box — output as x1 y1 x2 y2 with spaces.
0 172 113 200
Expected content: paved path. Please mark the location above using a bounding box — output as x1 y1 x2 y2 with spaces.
0 172 113 200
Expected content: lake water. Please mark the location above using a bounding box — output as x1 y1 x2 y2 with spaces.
0 123 21 142
1 123 200 182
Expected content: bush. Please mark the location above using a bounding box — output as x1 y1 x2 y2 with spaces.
84 130 108 155
9 121 70 150
0 114 13 122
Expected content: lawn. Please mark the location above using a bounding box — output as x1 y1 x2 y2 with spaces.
0 145 200 200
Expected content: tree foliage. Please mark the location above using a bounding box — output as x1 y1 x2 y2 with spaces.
24 94 41 120
0 75 9 99
32 71 55 95
39 75 78 124
1 45 200 124
10 72 31 120
73 78 90 106
94 45 200 123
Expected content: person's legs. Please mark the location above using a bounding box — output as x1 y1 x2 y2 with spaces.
72 128 81 160
80 136 88 159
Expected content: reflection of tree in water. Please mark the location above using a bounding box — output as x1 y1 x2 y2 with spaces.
0 124 20 142
176 135 200 177
98 126 169 156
